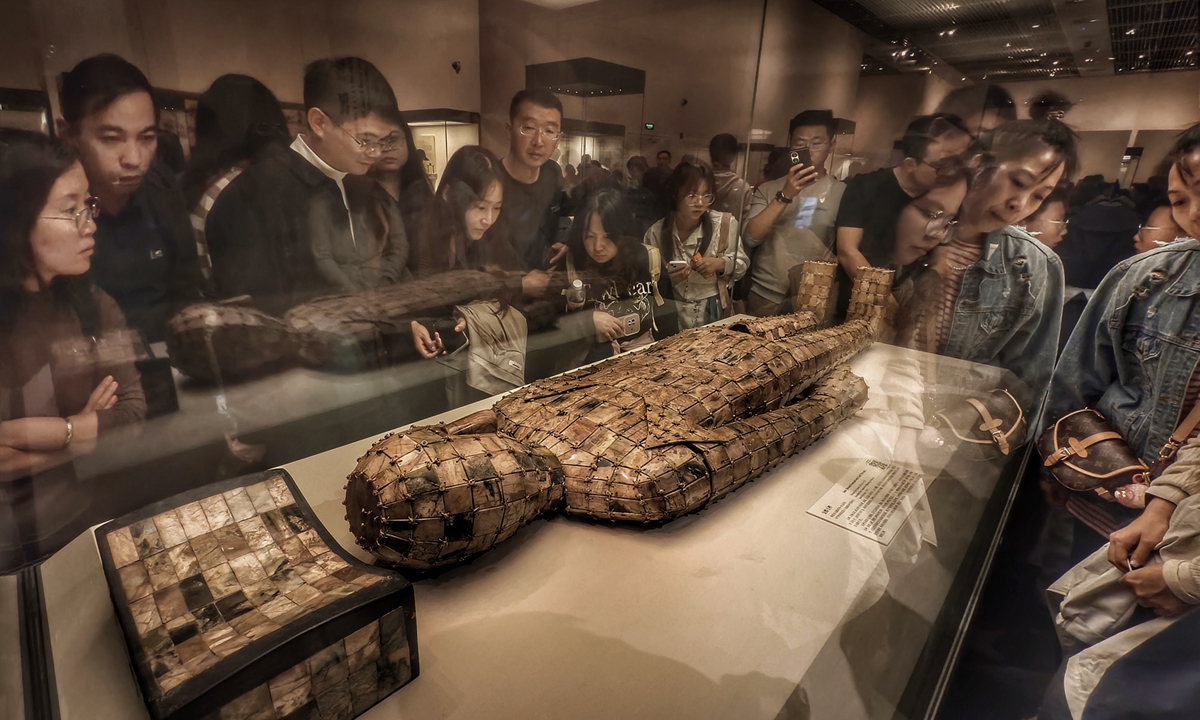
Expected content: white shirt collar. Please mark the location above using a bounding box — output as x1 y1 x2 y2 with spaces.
291 135 347 184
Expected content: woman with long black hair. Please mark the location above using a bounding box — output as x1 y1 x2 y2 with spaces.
562 187 677 365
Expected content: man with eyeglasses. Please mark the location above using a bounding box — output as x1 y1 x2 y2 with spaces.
498 89 568 279
834 113 971 313
57 54 201 345
206 57 410 313
742 110 846 317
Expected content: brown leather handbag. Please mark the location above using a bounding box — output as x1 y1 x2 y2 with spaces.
931 389 1028 460
1037 409 1149 498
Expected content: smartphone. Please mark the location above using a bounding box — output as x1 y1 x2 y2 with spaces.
667 260 690 271
770 147 813 179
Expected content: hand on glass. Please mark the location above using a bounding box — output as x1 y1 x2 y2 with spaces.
411 321 445 359
522 268 555 298
1109 497 1176 571
593 311 625 341
1121 563 1190 617
82 375 119 413
782 163 820 200
692 256 726 279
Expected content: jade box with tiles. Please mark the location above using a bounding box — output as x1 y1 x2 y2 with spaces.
94 469 418 720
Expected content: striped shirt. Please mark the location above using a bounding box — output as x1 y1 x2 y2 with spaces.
190 167 244 281
917 236 984 354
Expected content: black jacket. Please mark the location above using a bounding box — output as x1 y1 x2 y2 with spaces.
206 145 359 314
89 162 202 344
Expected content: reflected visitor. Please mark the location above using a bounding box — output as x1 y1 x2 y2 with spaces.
836 114 972 287
623 154 663 236
182 73 290 283
1 133 147 564
1055 179 1140 290
744 110 846 317
1133 203 1188 254
561 188 677 365
367 114 437 281
57 54 201 345
1021 187 1069 250
205 56 411 311
936 83 1017 137
644 162 748 329
898 120 1077 396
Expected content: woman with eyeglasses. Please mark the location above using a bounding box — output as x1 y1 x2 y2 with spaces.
889 120 1077 399
1133 203 1188 254
643 162 749 329
0 132 146 484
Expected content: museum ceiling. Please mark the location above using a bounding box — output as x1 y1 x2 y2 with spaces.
810 0 1199 81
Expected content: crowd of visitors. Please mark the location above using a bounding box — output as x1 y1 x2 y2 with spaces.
3 48 1200 717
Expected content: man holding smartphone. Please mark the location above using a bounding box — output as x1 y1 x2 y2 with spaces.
742 110 846 317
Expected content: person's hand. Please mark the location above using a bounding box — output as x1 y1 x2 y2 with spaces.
453 317 467 334
410 321 444 359
781 163 820 200
1122 563 1190 617
593 311 625 341
522 269 553 298
1109 497 1176 571
546 243 568 267
668 265 692 286
692 256 726 279
82 376 119 413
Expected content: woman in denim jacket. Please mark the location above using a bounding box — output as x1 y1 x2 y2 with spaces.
1037 125 1200 720
897 120 1077 399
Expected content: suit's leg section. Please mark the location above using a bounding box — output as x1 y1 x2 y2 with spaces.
695 365 868 504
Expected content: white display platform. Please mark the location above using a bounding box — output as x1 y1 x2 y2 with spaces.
38 342 1015 720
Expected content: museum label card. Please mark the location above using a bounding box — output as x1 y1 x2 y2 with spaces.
807 458 926 545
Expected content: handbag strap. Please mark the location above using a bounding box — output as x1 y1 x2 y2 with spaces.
966 397 1012 456
1161 400 1200 462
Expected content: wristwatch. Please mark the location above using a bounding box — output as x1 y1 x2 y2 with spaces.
774 190 793 204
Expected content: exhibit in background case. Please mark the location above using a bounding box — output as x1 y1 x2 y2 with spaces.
94 470 418 720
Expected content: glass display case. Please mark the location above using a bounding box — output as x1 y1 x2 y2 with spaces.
4 0 1168 718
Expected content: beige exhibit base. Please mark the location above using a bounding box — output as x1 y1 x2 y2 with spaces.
37 342 1010 720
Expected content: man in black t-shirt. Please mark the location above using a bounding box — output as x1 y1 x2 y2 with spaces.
499 89 567 286
836 114 971 277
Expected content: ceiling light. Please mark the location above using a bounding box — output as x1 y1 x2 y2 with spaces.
1090 18 1098 22
1053 61 1059 65
948 28 956 36
1139 54 1145 59
1126 28 1137 35
1085 58 1093 62
1032 24 1040 29
1108 56 1115 60
1188 50 1195 56
1006 42 1011 47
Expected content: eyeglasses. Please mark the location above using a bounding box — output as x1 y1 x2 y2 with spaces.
517 125 563 142
335 123 402 155
920 155 967 181
921 210 958 242
792 139 829 150
684 193 716 206
41 197 99 233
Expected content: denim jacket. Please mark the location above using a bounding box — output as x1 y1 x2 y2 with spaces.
940 226 1065 401
1049 240 1200 463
